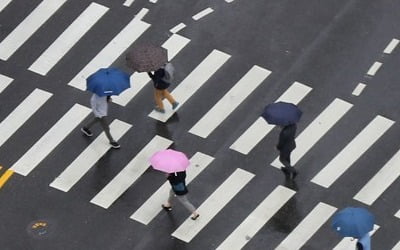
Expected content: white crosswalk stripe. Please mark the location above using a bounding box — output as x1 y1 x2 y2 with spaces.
0 0 12 13
0 0 67 60
0 73 13 93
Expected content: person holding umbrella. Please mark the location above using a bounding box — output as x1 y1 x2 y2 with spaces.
150 149 199 220
261 102 301 179
80 68 131 149
126 44 179 113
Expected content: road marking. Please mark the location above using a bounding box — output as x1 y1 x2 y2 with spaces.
333 224 379 250
229 81 312 155
216 185 295 250
352 83 366 96
311 115 394 188
275 202 337 250
192 8 214 20
28 3 109 76
0 0 12 13
113 34 190 106
67 15 150 90
271 98 353 168
384 38 399 54
0 0 67 60
11 104 91 176
366 62 382 76
130 152 214 225
392 239 400 250
396 210 400 218
171 168 254 243
189 66 271 138
90 135 173 209
148 49 231 122
49 120 131 192
170 23 186 33
0 88 52 147
0 74 13 93
354 147 400 205
0 169 14 189
134 8 149 20
123 0 135 7
149 0 158 3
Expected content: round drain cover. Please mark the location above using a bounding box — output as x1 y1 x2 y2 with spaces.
27 219 53 239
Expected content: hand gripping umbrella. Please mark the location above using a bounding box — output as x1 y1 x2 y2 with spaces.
261 102 302 126
126 44 168 72
150 149 190 173
86 68 130 96
331 207 375 238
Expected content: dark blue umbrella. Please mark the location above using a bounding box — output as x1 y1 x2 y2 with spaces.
331 207 375 238
86 68 130 96
261 102 302 126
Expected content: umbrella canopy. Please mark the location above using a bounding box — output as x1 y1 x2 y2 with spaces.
261 102 302 126
86 68 130 96
150 149 190 173
331 207 375 238
126 44 168 72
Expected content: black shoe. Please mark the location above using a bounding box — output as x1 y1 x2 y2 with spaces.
191 214 200 220
81 127 93 137
291 170 298 179
110 141 120 149
162 204 172 211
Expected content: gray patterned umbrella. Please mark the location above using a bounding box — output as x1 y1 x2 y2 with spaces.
126 44 168 72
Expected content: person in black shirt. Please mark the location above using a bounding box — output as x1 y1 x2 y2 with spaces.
162 171 199 220
277 124 298 179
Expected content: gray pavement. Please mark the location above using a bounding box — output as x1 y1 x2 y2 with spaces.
1 0 400 249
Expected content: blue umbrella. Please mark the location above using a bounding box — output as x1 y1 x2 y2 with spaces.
86 68 130 96
261 102 302 126
331 207 375 238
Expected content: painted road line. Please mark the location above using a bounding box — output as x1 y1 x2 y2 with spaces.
333 224 379 250
0 0 67 60
271 98 353 169
134 8 149 20
225 0 235 2
29 3 109 76
171 168 254 243
170 23 186 33
0 74 13 93
149 0 158 3
311 115 394 188
130 152 214 225
0 169 14 189
352 83 366 96
0 0 12 13
216 185 295 250
229 82 312 155
384 39 399 54
49 120 131 192
396 210 400 218
148 49 231 122
67 16 150 90
189 66 271 138
0 88 52 147
366 62 382 76
192 7 214 20
90 135 173 209
392 239 400 250
275 202 337 250
11 104 91 176
113 34 190 106
354 147 400 205
123 0 134 7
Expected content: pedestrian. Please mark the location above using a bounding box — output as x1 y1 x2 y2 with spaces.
80 94 120 149
162 171 199 220
356 233 371 250
277 123 298 179
147 65 179 113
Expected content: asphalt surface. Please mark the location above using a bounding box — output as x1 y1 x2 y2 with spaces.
1 0 400 249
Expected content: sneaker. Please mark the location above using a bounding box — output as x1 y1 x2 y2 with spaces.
110 141 120 149
81 127 93 137
172 102 179 109
162 204 172 211
155 107 165 113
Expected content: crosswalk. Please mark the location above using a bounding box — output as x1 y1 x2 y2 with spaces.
1 1 400 249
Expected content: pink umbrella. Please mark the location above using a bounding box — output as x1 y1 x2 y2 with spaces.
150 149 190 173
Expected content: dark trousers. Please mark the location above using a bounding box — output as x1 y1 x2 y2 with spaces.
84 116 114 142
279 149 296 173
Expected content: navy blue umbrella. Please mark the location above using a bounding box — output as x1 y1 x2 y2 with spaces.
86 68 130 96
261 102 302 126
331 207 375 238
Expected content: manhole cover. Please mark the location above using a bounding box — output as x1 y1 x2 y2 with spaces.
27 219 54 239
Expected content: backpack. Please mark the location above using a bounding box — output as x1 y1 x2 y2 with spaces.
162 62 175 82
